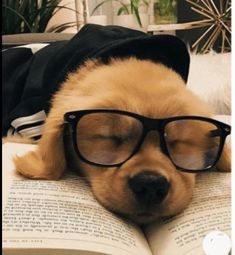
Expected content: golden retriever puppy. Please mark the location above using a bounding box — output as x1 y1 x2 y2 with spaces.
13 58 231 223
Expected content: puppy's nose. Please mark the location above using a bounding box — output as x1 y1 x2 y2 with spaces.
128 172 170 207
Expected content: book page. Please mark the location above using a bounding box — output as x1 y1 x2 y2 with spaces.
2 143 152 255
144 172 231 255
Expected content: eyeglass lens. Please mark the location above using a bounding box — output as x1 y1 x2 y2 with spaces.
164 119 221 170
76 113 143 165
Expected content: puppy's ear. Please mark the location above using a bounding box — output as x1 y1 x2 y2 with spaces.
215 144 231 172
13 60 101 180
14 116 65 180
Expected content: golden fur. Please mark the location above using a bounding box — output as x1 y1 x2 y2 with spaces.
13 58 231 223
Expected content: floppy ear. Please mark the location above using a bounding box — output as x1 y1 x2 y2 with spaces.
13 60 102 180
215 144 231 172
14 114 65 180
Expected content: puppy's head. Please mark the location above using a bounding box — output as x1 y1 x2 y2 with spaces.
14 58 231 223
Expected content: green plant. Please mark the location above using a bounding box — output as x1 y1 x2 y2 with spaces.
153 0 177 24
2 0 79 34
91 0 149 27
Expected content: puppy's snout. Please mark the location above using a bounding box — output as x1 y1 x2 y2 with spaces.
128 172 170 207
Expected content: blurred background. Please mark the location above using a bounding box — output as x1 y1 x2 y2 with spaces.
2 0 231 53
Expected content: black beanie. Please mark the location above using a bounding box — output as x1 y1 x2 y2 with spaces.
42 24 190 109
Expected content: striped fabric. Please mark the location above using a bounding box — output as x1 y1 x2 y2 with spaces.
7 110 46 140
3 43 49 140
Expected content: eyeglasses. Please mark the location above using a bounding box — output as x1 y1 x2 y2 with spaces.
64 109 231 172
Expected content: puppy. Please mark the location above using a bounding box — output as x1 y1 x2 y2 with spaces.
13 57 231 223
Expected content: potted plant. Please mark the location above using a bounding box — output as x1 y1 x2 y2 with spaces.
2 0 79 34
91 0 150 31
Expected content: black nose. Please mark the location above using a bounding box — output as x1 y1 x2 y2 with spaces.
128 172 170 207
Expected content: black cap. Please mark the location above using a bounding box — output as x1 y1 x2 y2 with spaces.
43 24 190 109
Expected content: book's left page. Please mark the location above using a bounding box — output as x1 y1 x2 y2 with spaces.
2 143 152 255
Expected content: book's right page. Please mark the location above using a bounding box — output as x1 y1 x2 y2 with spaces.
144 172 231 255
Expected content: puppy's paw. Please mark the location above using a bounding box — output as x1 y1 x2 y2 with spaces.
2 135 36 144
14 151 63 180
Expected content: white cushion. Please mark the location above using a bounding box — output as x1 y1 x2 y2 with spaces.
187 51 231 115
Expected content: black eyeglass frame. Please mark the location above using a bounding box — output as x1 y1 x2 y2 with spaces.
64 109 231 173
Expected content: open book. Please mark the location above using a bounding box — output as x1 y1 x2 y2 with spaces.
2 142 231 255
